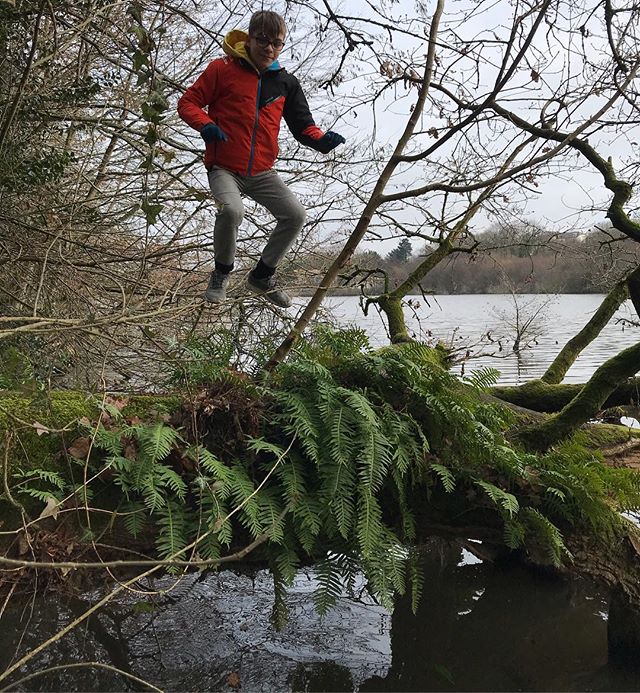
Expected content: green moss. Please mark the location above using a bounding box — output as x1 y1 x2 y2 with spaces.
120 394 182 420
492 379 583 413
0 390 183 473
577 423 640 448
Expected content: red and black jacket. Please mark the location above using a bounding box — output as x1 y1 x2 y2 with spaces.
177 31 329 176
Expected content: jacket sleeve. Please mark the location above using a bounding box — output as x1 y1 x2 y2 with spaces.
177 60 220 133
283 76 332 152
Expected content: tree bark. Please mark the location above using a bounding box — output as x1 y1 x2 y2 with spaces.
373 238 455 344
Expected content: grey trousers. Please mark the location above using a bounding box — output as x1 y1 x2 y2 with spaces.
207 166 306 270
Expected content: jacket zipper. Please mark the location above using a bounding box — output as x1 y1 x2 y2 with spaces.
247 75 262 176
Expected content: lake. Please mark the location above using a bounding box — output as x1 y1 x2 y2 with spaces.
3 543 638 692
318 294 639 386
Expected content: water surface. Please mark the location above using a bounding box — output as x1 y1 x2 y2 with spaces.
2 544 638 692
320 294 639 385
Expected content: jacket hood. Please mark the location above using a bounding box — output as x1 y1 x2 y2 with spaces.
223 30 281 73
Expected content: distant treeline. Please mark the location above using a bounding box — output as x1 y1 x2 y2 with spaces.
313 226 640 295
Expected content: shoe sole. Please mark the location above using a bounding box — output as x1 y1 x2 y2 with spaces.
204 291 226 303
246 279 292 309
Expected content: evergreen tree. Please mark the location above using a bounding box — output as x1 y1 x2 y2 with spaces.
387 238 413 263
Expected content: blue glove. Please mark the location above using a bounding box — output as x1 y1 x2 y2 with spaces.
200 123 228 143
317 130 345 153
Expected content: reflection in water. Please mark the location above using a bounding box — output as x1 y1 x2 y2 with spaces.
2 544 639 691
0 570 390 692
360 544 639 692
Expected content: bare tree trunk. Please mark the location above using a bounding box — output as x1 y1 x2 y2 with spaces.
541 274 632 384
264 0 445 371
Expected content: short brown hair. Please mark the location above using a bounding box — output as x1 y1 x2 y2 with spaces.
249 10 286 39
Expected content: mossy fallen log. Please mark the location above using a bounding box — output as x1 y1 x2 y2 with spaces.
1 339 640 622
492 377 640 413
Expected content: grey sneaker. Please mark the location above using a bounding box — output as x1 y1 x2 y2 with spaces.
246 271 292 308
204 270 230 303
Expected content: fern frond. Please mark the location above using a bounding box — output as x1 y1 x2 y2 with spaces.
431 463 456 493
188 446 231 484
321 460 355 540
271 566 289 631
274 390 319 463
155 500 188 570
93 426 125 455
357 427 392 493
197 532 221 562
134 423 182 462
14 468 66 490
476 480 519 518
324 404 355 467
357 491 384 557
503 518 525 549
122 501 147 538
314 555 345 615
156 465 188 500
523 507 572 567
276 455 307 507
462 367 501 391
141 477 166 513
20 488 60 502
246 437 286 458
343 389 379 429
408 549 424 614
258 491 285 542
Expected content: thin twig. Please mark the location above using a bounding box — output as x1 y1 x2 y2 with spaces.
0 661 163 693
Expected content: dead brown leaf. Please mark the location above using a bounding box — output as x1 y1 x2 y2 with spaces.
105 395 129 411
226 672 241 689
17 531 30 555
33 421 50 436
38 496 59 521
68 436 91 460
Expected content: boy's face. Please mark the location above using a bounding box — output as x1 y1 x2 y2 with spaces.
246 31 285 72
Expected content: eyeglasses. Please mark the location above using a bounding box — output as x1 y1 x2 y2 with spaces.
251 34 285 50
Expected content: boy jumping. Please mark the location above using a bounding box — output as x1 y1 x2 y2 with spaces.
178 10 345 307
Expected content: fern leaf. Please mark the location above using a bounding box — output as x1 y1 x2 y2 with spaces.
156 465 188 500
189 446 231 484
431 463 456 493
247 437 286 457
93 426 124 455
314 555 345 616
462 367 501 391
503 518 525 549
134 423 182 462
523 507 572 567
122 501 147 538
155 500 188 569
356 491 384 557
271 565 290 631
477 480 519 518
